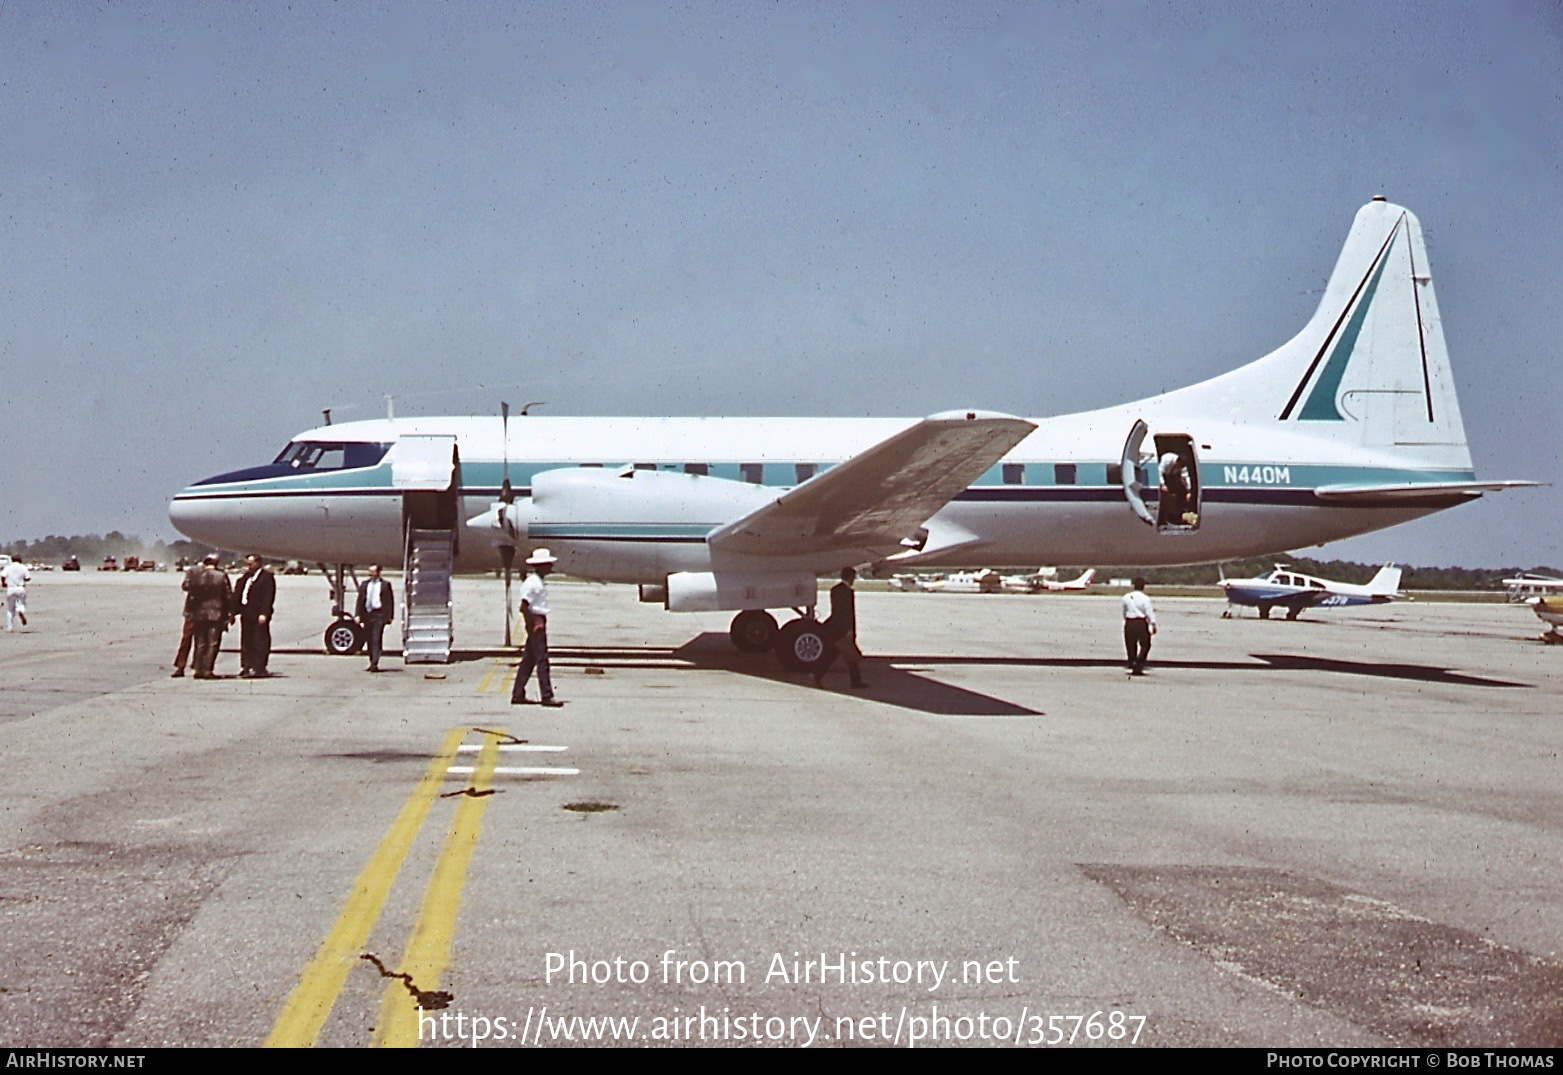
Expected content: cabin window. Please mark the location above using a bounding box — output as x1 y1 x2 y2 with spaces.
1002 463 1025 485
633 462 656 471
684 463 709 476
741 463 764 484
578 462 603 468
1054 463 1076 485
795 463 817 483
1106 463 1122 485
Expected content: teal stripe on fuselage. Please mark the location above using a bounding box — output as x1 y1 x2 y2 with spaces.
179 458 1477 498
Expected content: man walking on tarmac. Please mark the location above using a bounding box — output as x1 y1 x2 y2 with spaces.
814 567 868 690
510 548 563 707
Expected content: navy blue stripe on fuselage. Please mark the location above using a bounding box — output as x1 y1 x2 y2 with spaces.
173 483 1466 511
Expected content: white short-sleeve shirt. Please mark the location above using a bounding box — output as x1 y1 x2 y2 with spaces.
519 572 550 617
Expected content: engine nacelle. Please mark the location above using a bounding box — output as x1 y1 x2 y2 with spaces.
470 467 778 582
665 571 819 613
532 466 773 522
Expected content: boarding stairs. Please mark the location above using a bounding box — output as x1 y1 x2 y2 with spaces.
403 528 455 664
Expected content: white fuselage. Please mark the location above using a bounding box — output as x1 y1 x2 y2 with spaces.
168 407 1469 583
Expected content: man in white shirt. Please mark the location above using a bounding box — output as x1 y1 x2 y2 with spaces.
1122 576 1156 676
510 548 562 706
4 558 31 631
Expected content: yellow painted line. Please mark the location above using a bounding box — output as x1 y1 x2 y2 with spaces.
476 656 517 695
373 730 504 1047
475 659 499 695
264 727 469 1048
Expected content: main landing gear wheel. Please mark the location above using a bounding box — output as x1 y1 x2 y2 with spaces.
730 610 779 653
774 619 834 674
1258 604 1273 620
324 618 365 656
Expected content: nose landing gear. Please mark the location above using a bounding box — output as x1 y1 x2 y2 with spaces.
319 563 366 655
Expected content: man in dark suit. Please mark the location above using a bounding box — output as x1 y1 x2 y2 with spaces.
188 554 233 679
355 563 394 672
234 554 277 678
814 566 868 690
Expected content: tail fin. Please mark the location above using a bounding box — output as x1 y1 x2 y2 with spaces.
1367 564 1402 596
1155 198 1472 469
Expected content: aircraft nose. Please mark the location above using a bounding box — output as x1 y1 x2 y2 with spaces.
168 487 241 549
168 489 204 541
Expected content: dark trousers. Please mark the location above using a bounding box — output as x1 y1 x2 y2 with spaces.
815 632 863 686
241 615 271 673
511 628 553 701
1124 619 1152 671
364 614 389 669
174 617 196 671
192 622 225 677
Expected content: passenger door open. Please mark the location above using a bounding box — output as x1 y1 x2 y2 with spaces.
1121 422 1201 534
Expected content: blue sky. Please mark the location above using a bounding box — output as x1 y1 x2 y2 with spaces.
3 1 1559 567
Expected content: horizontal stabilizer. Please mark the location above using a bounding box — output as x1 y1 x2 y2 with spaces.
709 411 1035 558
1313 480 1542 503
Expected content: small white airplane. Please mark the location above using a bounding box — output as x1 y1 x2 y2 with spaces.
920 569 1005 594
1502 573 1563 604
1220 563 1402 620
1003 567 1096 593
1040 568 1096 592
1001 567 1056 593
170 198 1534 672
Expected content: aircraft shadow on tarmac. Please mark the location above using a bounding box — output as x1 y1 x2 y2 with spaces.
1245 653 1531 689
869 652 1531 690
288 637 1529 718
540 634 1044 718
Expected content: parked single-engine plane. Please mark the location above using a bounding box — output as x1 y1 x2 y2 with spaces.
1220 563 1402 620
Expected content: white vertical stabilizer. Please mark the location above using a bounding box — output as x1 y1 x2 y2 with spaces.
1366 564 1403 596
1151 198 1472 468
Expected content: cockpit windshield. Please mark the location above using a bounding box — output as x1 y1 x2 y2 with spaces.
272 441 392 471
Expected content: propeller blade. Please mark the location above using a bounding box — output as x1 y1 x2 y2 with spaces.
500 401 513 505
500 543 516 647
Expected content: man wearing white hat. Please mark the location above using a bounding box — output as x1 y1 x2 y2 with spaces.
510 548 562 706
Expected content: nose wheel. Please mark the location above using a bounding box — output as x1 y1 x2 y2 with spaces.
324 617 365 656
320 563 367 655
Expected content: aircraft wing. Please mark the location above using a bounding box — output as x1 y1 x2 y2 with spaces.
707 411 1036 558
1284 589 1336 610
1223 581 1328 610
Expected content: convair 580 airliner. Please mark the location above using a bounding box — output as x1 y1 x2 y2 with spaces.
169 198 1533 671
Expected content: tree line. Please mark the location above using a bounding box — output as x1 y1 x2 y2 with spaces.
4 532 221 567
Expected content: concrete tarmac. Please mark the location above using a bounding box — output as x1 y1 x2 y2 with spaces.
0 572 1559 1048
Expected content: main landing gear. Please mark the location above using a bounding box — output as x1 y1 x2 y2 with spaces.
729 609 779 652
320 563 365 655
728 609 834 674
